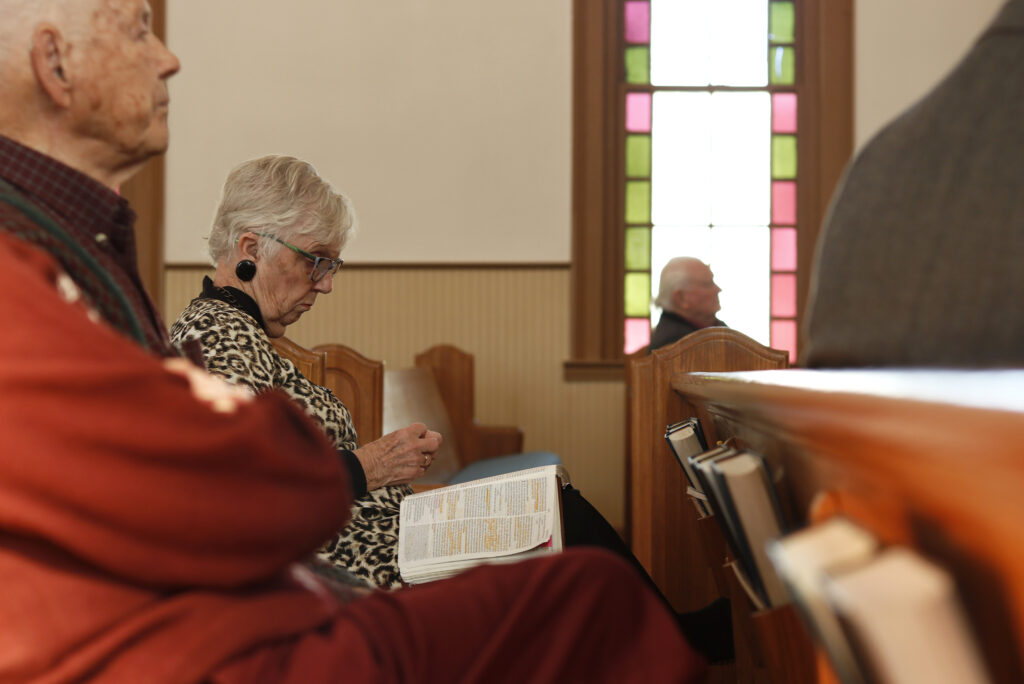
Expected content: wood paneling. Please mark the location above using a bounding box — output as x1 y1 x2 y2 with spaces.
165 264 628 527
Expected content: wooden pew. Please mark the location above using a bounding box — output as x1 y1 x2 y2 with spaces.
627 328 789 613
316 343 383 446
666 368 1024 683
383 345 532 485
271 338 526 485
270 335 326 385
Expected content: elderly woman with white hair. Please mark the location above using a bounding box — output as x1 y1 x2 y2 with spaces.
170 156 735 664
171 155 440 588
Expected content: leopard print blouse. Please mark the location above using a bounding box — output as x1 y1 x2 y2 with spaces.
170 296 409 589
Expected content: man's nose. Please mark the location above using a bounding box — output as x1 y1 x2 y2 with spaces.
158 39 181 79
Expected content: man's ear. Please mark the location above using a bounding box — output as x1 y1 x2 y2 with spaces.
671 287 688 313
236 233 261 260
29 24 72 108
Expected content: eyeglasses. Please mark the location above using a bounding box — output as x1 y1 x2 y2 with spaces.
255 232 344 282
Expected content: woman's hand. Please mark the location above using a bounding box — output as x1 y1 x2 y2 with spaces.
354 422 443 490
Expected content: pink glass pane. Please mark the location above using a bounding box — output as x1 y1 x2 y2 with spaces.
771 181 796 225
772 93 798 133
771 273 797 317
624 2 651 44
625 92 652 133
624 318 651 354
772 228 797 271
771 320 798 364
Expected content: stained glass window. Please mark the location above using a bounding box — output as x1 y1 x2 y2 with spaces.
621 0 799 362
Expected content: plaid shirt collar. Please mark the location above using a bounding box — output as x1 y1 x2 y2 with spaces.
0 134 136 254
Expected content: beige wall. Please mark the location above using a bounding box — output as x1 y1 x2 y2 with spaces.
164 0 572 265
166 266 627 527
855 0 1006 147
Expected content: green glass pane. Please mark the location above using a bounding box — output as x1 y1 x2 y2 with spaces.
625 181 651 223
769 46 795 85
624 272 651 317
769 2 795 43
772 135 797 179
625 135 652 177
625 228 651 270
625 46 650 85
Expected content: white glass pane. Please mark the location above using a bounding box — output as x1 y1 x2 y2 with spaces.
652 92 712 226
710 0 768 86
711 226 770 345
650 0 768 86
710 92 771 226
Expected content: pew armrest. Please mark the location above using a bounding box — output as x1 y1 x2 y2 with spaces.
465 424 524 464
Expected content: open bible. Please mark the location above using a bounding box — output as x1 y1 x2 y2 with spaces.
398 464 570 584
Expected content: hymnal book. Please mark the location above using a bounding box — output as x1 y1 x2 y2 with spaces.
824 547 993 684
688 445 738 522
665 418 711 515
665 416 707 451
397 465 569 584
709 450 789 607
767 518 879 684
689 447 788 608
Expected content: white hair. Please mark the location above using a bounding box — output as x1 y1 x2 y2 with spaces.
654 257 706 310
0 0 92 83
207 155 356 265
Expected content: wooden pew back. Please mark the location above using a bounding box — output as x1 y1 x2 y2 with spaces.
383 367 462 483
628 327 789 612
271 338 524 484
270 336 325 385
316 343 384 444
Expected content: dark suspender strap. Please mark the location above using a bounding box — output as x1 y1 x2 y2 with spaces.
0 178 147 346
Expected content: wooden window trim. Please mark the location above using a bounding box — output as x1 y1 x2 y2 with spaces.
566 0 853 381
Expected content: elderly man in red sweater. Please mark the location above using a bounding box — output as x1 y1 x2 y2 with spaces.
0 1 706 682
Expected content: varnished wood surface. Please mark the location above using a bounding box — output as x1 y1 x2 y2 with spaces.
415 345 524 468
670 368 1024 683
271 336 325 386
316 343 384 444
627 328 789 611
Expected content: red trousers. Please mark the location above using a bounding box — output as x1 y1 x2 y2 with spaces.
213 549 706 684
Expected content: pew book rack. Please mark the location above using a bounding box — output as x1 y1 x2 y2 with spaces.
628 330 1024 682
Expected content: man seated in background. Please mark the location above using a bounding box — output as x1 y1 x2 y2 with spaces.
0 0 708 681
803 0 1024 367
650 257 727 351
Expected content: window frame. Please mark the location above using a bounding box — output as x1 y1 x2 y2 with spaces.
566 0 853 379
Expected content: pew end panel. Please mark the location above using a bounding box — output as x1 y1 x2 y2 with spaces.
315 343 384 444
271 336 326 386
414 344 524 466
628 328 789 612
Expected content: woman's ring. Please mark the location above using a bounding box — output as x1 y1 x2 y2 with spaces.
423 454 430 467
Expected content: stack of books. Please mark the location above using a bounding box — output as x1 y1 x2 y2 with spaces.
664 418 710 515
664 418 789 609
768 518 993 684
